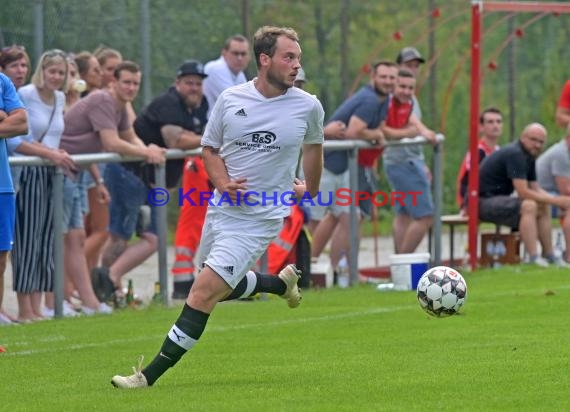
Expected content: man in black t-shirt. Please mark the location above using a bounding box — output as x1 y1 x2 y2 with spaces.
479 123 570 266
134 59 208 188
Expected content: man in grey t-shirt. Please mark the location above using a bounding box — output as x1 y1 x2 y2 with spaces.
536 125 570 262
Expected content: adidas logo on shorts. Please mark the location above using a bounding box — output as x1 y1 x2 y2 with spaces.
223 266 235 275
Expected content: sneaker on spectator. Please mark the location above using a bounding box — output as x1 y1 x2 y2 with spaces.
42 305 79 318
0 312 14 326
524 255 550 267
111 355 148 389
91 266 116 303
278 264 302 308
82 302 113 316
546 255 570 268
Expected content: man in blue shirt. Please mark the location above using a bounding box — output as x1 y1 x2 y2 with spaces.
0 72 28 324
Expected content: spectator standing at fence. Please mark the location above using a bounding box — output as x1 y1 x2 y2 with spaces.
0 73 28 325
0 46 30 90
74 51 102 97
1 47 31 194
310 61 393 272
203 34 250 114
555 79 570 129
479 123 570 267
536 123 570 264
456 107 503 213
127 59 208 300
61 64 162 315
94 47 122 89
64 58 83 111
111 25 324 389
79 47 132 273
395 47 424 119
7 50 78 321
382 68 436 254
71 62 165 306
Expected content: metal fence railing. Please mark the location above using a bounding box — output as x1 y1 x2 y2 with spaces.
9 136 443 318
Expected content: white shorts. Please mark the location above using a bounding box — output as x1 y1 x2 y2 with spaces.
196 208 283 288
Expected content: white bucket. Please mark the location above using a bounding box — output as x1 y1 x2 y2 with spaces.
389 253 430 291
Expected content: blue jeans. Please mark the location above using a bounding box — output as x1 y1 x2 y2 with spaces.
105 163 148 240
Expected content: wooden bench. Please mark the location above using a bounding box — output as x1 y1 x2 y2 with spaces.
430 214 520 267
430 214 469 266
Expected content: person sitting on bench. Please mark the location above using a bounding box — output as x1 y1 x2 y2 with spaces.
479 123 570 267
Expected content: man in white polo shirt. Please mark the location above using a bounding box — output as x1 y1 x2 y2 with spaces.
111 25 324 389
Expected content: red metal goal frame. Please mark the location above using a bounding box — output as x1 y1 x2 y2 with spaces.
467 1 570 269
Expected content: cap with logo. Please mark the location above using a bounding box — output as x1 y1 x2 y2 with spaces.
396 47 425 64
177 59 208 78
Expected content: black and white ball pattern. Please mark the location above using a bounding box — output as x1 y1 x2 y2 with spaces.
416 266 467 317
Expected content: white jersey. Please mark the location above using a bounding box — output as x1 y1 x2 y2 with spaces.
201 80 324 220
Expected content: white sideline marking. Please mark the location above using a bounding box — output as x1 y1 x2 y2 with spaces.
2 305 416 357
5 283 570 357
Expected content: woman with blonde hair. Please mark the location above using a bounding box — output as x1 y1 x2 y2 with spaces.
7 50 79 321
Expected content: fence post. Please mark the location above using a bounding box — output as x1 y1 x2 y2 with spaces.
154 163 169 304
347 146 359 285
431 136 444 265
52 167 64 318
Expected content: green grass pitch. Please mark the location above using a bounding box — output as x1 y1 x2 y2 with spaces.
2 265 570 412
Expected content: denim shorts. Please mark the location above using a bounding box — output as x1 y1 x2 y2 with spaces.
81 163 107 189
62 173 89 232
105 163 148 240
357 166 378 218
384 159 433 219
0 193 15 251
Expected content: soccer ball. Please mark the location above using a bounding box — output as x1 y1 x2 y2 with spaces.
416 266 467 317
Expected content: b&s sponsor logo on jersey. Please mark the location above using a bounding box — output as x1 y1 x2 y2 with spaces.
235 131 280 153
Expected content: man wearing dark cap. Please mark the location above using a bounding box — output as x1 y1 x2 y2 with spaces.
133 59 209 188
92 60 209 304
396 46 425 119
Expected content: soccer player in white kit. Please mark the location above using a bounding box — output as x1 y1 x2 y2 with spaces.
111 26 324 388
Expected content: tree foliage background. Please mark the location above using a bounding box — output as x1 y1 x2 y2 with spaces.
2 0 570 211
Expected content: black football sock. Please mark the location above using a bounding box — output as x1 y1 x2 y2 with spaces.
221 271 286 301
142 303 209 385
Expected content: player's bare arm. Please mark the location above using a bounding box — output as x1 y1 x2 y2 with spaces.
0 108 27 138
202 145 247 202
301 143 323 198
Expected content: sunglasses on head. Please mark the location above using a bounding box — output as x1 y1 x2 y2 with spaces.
1 45 25 53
